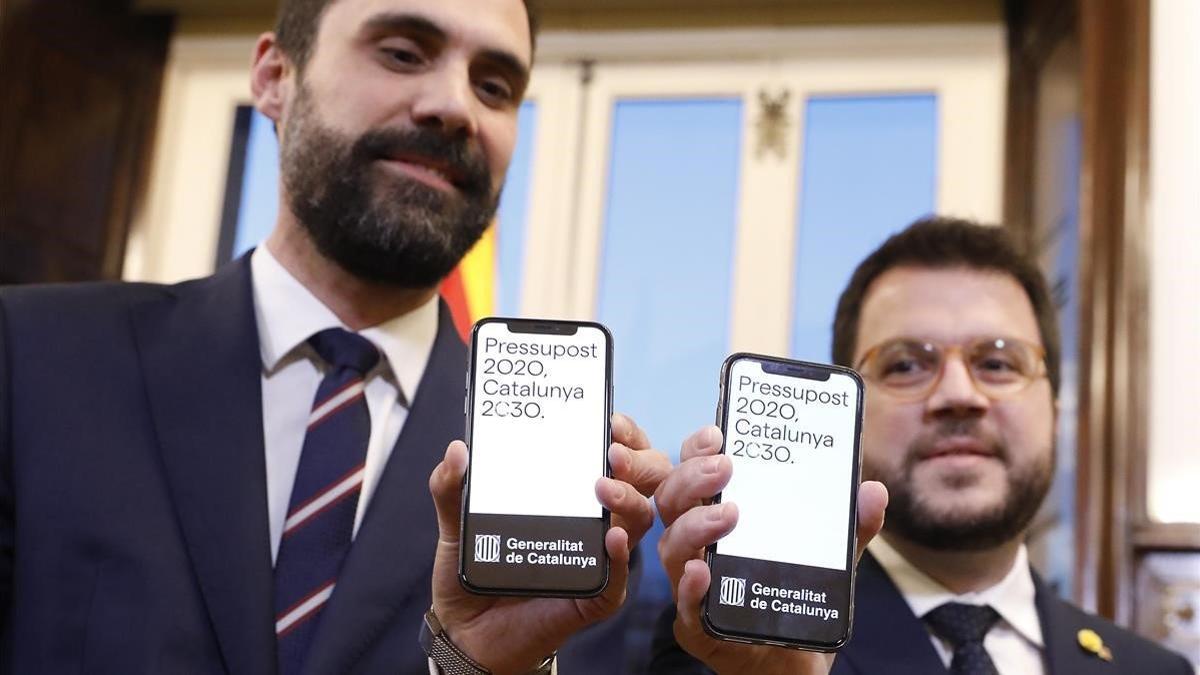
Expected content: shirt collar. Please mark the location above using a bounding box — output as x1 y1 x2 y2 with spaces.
250 246 439 402
868 535 1044 648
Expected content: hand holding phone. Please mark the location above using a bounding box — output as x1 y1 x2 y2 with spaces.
657 453 887 675
460 318 615 596
427 419 668 674
653 354 888 674
425 318 670 674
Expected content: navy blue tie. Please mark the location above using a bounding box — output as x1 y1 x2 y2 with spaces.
273 328 380 675
924 602 1002 675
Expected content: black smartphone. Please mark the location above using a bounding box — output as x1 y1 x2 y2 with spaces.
702 352 865 650
459 317 613 597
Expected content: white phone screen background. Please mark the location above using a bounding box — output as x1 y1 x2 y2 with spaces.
468 323 607 519
718 360 859 571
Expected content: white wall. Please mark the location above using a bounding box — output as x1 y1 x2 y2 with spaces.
1147 0 1200 523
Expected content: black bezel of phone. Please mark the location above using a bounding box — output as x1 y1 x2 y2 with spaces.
701 352 865 651
458 316 613 598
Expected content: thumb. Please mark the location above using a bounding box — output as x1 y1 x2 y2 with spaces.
854 480 888 562
429 440 469 545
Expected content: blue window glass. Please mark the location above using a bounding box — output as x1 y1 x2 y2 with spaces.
790 95 938 361
495 101 537 315
231 108 280 260
598 98 743 465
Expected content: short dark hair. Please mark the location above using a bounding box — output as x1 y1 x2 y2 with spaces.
274 0 540 71
831 216 1061 395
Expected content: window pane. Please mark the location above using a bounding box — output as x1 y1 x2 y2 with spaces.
598 98 743 465
496 101 537 316
232 108 280 260
790 94 938 361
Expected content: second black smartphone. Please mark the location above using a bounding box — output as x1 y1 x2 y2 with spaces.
702 353 865 650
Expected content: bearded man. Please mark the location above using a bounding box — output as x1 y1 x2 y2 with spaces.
648 218 1192 674
0 1 669 673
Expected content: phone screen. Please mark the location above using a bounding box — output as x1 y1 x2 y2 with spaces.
460 318 611 596
704 354 863 649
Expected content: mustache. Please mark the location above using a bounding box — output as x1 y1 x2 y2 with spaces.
354 126 493 197
932 417 985 438
906 418 1009 464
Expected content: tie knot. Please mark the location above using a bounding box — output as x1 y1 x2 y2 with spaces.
924 602 1001 646
308 328 380 375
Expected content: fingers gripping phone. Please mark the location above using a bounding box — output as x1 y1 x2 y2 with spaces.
703 353 865 650
459 317 613 597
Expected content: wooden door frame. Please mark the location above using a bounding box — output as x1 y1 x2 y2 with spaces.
1005 0 1200 626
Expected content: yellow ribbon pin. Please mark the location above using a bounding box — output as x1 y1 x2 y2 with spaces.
1077 629 1113 661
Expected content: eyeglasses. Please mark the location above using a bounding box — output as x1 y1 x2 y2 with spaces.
854 336 1048 401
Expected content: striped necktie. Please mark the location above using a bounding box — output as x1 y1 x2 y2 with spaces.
274 328 380 674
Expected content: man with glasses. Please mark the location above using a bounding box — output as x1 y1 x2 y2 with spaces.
649 217 1192 674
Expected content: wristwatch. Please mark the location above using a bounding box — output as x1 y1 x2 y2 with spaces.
420 607 556 675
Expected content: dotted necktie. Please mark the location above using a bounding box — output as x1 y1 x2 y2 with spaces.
273 328 380 675
924 602 1003 675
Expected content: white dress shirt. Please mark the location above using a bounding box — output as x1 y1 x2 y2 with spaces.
250 246 438 564
868 536 1046 675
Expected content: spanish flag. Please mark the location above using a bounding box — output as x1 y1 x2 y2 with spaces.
440 223 496 342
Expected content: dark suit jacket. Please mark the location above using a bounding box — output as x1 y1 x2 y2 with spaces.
0 257 634 674
649 552 1193 674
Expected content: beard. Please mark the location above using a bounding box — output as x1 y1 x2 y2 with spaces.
863 418 1054 551
278 82 500 287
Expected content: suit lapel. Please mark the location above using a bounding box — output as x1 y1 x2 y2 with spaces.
303 302 467 675
1035 571 1100 675
132 256 277 675
834 552 948 675
842 558 1115 675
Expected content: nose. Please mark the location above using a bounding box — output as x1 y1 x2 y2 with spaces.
410 61 477 138
925 353 989 418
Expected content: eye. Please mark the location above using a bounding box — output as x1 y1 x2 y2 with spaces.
882 357 923 376
877 348 936 382
474 76 516 107
971 347 1026 383
382 47 423 67
375 35 427 69
977 355 1018 371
